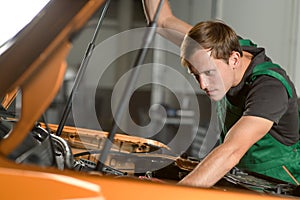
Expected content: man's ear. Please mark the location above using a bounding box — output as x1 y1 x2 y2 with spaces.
229 51 241 69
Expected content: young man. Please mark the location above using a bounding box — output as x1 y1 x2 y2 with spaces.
143 0 300 187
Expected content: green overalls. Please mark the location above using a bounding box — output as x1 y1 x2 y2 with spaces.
217 40 300 184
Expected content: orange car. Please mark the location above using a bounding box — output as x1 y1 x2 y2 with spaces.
0 0 299 199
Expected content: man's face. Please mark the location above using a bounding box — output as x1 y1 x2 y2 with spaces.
187 49 234 101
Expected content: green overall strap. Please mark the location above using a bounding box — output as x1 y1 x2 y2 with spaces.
250 62 300 134
249 62 293 98
239 39 292 97
239 39 257 47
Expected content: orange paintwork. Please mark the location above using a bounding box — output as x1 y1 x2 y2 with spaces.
0 156 297 200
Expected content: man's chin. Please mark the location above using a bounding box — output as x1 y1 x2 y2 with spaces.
208 94 225 102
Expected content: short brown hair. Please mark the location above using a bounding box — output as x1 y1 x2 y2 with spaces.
181 20 242 67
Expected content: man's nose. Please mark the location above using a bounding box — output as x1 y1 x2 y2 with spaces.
199 75 208 90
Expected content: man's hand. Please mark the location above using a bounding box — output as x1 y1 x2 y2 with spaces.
142 0 173 26
142 0 192 46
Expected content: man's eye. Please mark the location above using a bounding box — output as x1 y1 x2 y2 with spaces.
205 70 214 76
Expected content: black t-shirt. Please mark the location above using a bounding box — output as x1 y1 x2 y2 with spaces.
226 46 299 145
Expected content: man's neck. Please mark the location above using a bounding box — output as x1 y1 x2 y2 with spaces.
234 51 253 86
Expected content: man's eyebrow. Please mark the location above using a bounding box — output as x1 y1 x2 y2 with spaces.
188 66 216 75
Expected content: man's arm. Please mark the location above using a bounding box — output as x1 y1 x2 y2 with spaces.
178 115 273 188
142 0 192 46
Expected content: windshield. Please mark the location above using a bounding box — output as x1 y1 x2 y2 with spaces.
0 0 50 47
